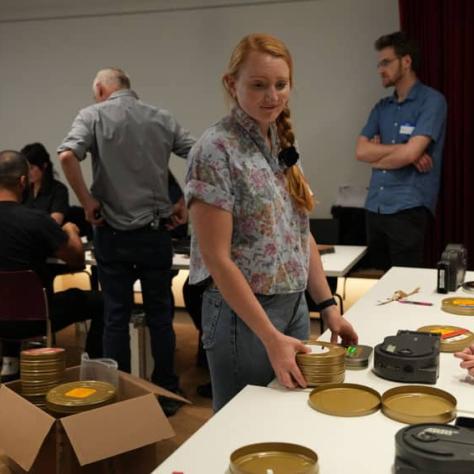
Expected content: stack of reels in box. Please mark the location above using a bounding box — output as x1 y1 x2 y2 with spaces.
296 341 345 386
20 347 65 409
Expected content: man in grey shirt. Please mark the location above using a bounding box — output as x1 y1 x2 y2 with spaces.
58 68 195 416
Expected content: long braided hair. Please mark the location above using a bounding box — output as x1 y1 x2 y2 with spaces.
276 107 314 211
222 33 314 212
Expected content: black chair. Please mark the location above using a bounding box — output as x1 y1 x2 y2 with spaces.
0 270 52 339
307 218 344 331
0 271 53 379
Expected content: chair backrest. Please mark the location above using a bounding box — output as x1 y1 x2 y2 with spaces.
0 270 48 322
309 218 340 245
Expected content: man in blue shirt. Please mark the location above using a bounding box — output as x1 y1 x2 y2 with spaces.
356 32 447 271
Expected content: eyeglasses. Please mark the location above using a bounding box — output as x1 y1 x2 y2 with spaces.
376 57 399 69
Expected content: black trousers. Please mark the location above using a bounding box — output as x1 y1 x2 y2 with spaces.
94 224 178 391
366 207 430 271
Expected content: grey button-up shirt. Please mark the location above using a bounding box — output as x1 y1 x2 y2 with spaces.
58 89 195 230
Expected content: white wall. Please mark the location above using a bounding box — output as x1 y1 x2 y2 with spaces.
0 0 399 217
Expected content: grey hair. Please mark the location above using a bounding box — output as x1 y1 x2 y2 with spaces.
94 67 131 89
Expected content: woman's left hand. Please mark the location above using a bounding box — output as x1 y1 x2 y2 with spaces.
323 306 358 346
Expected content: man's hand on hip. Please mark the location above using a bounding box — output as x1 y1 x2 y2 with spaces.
84 197 104 226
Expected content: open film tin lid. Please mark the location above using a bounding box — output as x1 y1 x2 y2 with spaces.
229 442 319 474
308 383 381 417
382 385 457 424
417 325 474 352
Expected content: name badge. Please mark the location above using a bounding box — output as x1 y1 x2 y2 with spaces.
399 123 415 135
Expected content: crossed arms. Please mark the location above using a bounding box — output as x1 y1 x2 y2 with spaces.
356 134 433 173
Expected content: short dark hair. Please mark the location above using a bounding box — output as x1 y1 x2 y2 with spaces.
375 31 420 73
0 150 28 189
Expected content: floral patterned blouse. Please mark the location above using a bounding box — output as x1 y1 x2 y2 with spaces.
185 106 310 295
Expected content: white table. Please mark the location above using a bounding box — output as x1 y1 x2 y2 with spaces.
320 245 366 277
131 246 365 292
154 267 474 474
54 246 364 278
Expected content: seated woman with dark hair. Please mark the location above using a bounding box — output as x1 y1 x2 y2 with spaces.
21 142 69 225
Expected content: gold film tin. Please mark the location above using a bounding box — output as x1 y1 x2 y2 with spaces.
296 341 346 360
21 347 65 360
229 442 319 474
417 325 474 352
382 385 457 424
308 383 381 417
344 345 373 370
441 297 474 316
46 380 116 415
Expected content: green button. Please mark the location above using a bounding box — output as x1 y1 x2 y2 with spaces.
346 346 357 356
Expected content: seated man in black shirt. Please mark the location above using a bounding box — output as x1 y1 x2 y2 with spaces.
0 150 103 379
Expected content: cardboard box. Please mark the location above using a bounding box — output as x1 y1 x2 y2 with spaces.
0 367 188 473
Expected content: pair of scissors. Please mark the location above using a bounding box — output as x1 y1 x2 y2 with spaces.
377 287 420 306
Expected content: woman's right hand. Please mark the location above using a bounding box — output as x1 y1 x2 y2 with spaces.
263 332 310 389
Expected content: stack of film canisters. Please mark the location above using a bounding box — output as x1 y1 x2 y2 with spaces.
20 347 66 409
296 341 345 386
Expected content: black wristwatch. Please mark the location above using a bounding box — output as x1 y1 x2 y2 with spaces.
316 297 337 312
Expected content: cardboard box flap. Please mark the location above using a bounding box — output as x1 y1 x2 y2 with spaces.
118 370 190 403
60 393 175 466
0 386 55 471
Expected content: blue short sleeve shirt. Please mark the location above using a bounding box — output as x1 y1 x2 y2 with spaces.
361 81 447 215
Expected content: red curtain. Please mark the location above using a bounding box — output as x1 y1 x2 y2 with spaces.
399 0 474 268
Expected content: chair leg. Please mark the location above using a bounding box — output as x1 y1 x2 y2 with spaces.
130 311 148 379
46 319 54 346
74 321 89 349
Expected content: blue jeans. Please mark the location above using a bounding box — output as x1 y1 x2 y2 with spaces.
94 224 178 391
202 290 309 411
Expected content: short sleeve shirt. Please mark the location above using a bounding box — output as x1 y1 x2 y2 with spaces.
185 106 310 295
57 89 195 230
361 81 447 215
0 202 68 286
24 179 69 217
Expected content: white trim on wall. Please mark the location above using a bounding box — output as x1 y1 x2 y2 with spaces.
0 0 316 23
